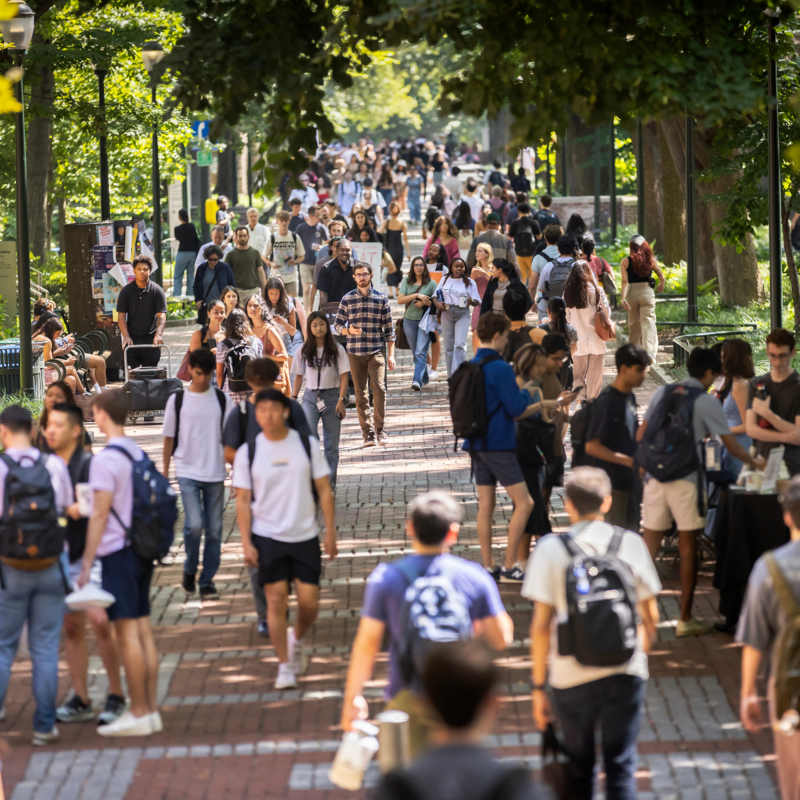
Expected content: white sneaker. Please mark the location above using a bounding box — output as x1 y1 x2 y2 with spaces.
149 711 163 733
275 662 298 690
288 627 308 676
428 369 438 380
96 710 154 737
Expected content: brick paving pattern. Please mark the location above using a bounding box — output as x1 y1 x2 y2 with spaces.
0 225 780 798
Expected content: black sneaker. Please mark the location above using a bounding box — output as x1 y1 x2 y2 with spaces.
257 620 269 637
182 573 196 595
97 694 126 726
199 584 219 600
56 695 94 723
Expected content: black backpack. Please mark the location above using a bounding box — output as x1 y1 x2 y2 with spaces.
379 766 531 800
557 528 639 667
543 258 574 300
637 384 702 483
568 396 596 468
66 448 92 562
448 351 504 450
172 388 227 452
488 170 504 187
503 326 535 363
223 337 259 393
514 218 537 257
537 209 559 229
0 452 65 565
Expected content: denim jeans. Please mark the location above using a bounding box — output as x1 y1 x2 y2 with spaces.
550 674 645 800
173 251 196 297
403 317 431 386
0 560 66 733
302 388 343 488
440 306 471 376
408 191 421 222
379 188 393 209
178 478 225 587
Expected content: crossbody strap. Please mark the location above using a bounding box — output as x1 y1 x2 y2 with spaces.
106 445 135 536
766 553 800 618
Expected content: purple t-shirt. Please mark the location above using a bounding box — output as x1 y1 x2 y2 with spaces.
362 554 506 698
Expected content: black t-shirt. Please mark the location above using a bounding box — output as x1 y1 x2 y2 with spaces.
289 213 305 233
66 446 92 562
749 371 800 475
222 397 311 455
316 260 357 304
585 386 639 491
174 222 200 253
117 280 168 339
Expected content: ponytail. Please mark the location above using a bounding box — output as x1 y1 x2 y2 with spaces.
547 296 568 336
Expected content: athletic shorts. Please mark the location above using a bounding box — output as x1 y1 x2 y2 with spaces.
470 450 524 487
642 477 706 531
101 545 154 621
252 535 322 586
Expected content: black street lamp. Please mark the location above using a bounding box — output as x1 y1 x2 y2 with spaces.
141 40 164 284
0 2 36 394
92 60 111 220
767 11 782 330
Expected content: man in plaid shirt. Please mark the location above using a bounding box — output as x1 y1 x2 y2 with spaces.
334 262 396 447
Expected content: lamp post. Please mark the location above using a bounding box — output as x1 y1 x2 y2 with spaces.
767 11 782 330
141 40 164 285
0 2 35 395
92 62 111 220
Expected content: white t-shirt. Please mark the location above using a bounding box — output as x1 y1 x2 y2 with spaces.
521 520 662 689
288 187 319 213
463 195 484 222
566 284 610 357
246 222 270 256
162 388 231 482
438 274 481 307
0 447 72 517
264 232 306 284
232 429 330 542
88 436 145 557
290 344 350 390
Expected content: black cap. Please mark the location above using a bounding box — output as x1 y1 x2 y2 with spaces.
0 405 32 427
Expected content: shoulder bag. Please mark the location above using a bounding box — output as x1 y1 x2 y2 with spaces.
594 288 616 342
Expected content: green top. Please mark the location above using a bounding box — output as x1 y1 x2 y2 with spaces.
399 278 438 320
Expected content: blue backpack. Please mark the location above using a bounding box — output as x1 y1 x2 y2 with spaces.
108 445 178 563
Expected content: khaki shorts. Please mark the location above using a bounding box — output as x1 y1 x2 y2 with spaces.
283 281 298 297
299 264 315 285
642 477 706 531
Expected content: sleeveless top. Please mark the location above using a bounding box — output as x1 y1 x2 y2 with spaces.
200 325 212 349
625 257 653 285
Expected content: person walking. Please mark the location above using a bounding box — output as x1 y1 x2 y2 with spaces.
470 242 493 352
719 339 754 478
264 211 305 299
216 308 264 402
227 226 268 306
291 312 350 489
193 247 236 318
398 257 439 391
620 234 665 364
423 216 460 265
563 260 609 400
295 205 330 309
117 255 167 370
466 214 518 272
234 389 337 690
376 163 395 209
163 348 230 601
0 405 73 746
187 300 225 355
379 201 410 299
406 165 425 225
263 277 298 357
479 258 532 318
172 209 199 298
334 262 396 447
243 295 290 394
454 201 476 259
435 257 481 376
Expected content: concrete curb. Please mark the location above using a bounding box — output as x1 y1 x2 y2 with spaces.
165 318 198 329
649 362 674 386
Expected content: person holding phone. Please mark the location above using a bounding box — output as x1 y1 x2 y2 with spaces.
291 312 349 489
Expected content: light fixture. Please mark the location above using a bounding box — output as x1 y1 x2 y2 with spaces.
141 40 164 73
0 2 35 53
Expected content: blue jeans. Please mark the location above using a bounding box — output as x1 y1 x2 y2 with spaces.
440 306 471 376
379 188 393 209
403 317 431 386
173 251 196 297
433 170 444 186
550 674 645 800
302 388 343 488
178 478 225 587
408 191 421 222
0 560 66 733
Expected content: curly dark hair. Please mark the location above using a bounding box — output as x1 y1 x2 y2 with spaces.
721 339 755 387
562 260 593 310
223 308 253 341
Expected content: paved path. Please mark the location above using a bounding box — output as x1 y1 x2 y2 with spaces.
0 225 780 799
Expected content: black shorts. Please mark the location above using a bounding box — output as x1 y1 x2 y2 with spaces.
252 535 322 586
544 456 566 489
470 450 524 487
101 545 154 621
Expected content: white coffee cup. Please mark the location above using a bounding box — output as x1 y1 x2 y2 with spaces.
458 295 468 308
76 483 93 517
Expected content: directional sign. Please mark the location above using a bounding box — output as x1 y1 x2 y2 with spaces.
191 120 210 139
197 150 213 167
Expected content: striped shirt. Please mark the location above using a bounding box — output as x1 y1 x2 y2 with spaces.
334 287 396 356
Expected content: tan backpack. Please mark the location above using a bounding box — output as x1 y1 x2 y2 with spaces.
765 552 800 719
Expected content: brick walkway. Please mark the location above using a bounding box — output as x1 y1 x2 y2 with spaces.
1 227 780 800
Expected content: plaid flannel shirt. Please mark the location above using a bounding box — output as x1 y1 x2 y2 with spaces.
333 287 396 356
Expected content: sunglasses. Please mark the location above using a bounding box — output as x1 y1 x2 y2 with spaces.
207 257 219 263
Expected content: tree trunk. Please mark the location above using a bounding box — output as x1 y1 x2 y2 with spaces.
658 122 686 267
782 195 800 334
642 121 664 254
26 33 54 263
567 115 603 196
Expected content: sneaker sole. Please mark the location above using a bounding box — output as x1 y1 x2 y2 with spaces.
498 575 524 583
32 737 58 746
275 679 298 690
97 723 153 737
56 711 95 723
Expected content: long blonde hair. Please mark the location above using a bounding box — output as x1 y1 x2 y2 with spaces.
476 242 495 263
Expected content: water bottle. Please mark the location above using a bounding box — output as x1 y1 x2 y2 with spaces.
376 710 411 773
328 721 380 790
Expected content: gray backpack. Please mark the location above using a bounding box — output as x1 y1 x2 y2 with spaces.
544 258 574 300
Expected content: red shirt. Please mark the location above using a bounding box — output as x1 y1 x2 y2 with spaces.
588 254 612 279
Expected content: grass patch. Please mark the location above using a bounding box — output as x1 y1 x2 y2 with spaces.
0 392 43 418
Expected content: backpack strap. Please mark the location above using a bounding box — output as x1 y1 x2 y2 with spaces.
559 532 585 558
299 432 320 505
215 388 227 437
607 526 626 557
238 399 249 446
766 553 800 618
172 389 185 451
105 445 135 538
392 556 431 586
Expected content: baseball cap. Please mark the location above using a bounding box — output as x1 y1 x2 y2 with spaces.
486 213 501 224
0 404 32 427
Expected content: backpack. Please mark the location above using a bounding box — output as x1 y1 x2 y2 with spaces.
448 351 504 450
637 384 702 483
107 445 178 563
765 553 800 719
66 448 92 562
172 388 227 452
395 558 473 690
503 326 535 363
543 258 574 300
379 765 531 800
0 452 65 566
223 337 259 394
488 170 504 187
557 527 639 667
514 218 536 257
537 209 559 229
568 396 596 468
